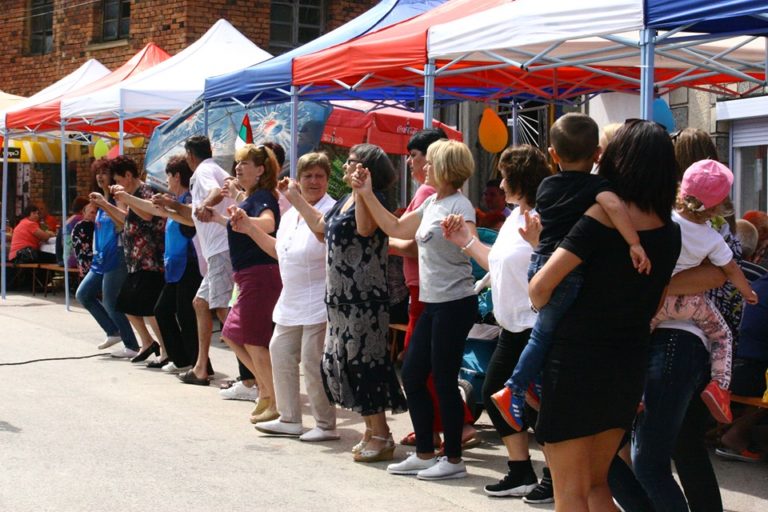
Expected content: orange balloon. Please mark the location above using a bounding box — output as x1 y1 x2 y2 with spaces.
478 107 508 154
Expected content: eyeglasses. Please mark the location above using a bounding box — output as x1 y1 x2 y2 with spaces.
345 158 360 166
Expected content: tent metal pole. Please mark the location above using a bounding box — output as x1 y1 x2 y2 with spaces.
423 59 436 129
289 86 299 179
60 123 70 310
118 113 125 155
640 28 656 121
203 101 209 136
511 101 519 146
1 130 9 300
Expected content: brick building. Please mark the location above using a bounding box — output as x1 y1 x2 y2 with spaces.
0 0 376 220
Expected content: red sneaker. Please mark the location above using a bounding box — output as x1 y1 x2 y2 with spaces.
700 381 733 424
490 387 525 432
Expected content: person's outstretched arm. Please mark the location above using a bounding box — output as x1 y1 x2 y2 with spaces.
351 166 421 239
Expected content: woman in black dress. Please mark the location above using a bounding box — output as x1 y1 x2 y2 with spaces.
528 120 681 511
279 144 407 463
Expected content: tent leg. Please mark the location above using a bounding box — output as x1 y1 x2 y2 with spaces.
1 132 9 300
60 126 70 310
203 101 209 136
511 101 519 146
423 59 436 129
118 114 125 155
289 86 299 179
639 28 656 121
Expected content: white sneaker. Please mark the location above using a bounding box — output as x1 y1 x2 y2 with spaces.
110 347 139 359
162 362 191 374
255 419 303 437
299 427 341 442
416 456 467 480
98 335 122 350
219 381 259 401
387 453 438 475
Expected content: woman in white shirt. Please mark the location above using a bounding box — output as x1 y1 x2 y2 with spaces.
230 153 338 441
443 145 553 500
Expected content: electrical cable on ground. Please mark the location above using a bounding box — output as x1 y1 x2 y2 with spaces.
0 353 105 366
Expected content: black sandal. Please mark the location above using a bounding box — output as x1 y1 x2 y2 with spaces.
178 369 210 386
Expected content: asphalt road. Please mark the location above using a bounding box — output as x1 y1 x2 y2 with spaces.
1 293 766 512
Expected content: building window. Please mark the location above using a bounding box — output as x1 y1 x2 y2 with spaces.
270 0 325 55
29 0 53 55
102 0 130 41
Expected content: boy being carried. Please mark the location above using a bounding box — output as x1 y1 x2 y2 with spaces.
492 114 651 430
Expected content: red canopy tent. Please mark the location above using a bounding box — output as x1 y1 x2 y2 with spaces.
323 101 461 154
5 43 170 135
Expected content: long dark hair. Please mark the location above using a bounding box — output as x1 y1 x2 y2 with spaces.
599 120 678 222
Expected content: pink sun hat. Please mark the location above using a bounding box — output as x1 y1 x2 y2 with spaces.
680 159 734 209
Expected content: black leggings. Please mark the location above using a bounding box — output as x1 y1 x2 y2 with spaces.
154 261 204 368
483 328 532 437
402 295 476 459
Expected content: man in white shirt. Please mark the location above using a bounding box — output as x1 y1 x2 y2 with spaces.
178 135 235 385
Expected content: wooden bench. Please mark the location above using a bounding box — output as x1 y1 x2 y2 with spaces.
731 394 768 409
2 262 44 294
38 263 81 297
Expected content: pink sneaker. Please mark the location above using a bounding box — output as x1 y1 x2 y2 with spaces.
700 381 733 424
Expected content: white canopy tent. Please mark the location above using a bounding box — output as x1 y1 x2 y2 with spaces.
427 0 767 120
61 19 272 151
1 59 111 299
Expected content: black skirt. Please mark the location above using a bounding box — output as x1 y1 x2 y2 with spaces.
535 342 648 444
116 270 165 316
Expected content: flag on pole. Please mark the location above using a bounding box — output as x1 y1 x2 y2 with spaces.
236 113 253 150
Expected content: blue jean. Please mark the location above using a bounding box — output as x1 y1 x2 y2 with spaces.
505 252 583 394
76 256 138 351
632 328 718 512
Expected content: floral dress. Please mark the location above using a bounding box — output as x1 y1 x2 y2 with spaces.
322 194 408 416
122 184 166 273
71 219 94 277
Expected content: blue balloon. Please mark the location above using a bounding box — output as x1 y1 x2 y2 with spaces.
653 98 676 133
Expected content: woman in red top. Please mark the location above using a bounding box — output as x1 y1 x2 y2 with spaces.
9 205 56 263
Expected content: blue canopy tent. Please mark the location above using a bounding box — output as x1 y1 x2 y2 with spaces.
203 0 447 174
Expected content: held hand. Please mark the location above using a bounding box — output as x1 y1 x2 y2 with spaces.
89 192 106 206
630 243 652 275
109 184 125 196
194 205 212 222
277 177 301 203
222 177 241 200
349 165 372 195
744 289 759 305
152 193 178 210
440 214 470 247
518 210 542 248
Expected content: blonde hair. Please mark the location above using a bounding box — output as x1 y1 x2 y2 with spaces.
426 139 474 189
297 152 331 179
600 122 622 149
675 191 724 223
234 144 279 196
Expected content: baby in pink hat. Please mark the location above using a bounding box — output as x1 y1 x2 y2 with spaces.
651 159 758 424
